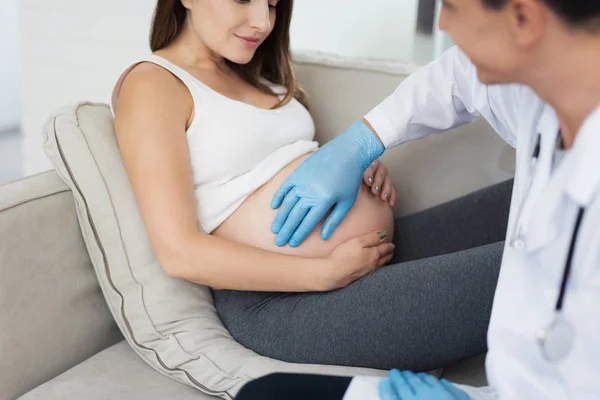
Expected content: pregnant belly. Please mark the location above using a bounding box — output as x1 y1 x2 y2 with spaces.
211 153 395 258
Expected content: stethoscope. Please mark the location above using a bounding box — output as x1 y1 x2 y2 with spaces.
509 132 586 362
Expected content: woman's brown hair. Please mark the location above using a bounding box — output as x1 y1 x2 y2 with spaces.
149 0 308 109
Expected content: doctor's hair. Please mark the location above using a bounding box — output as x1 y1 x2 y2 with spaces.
149 0 308 110
483 0 600 32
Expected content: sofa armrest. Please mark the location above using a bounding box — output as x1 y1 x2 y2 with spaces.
0 171 122 400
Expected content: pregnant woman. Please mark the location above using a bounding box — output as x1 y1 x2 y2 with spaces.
112 0 511 371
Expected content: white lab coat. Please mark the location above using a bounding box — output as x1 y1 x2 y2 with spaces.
364 46 600 399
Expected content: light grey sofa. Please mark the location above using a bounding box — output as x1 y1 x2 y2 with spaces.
0 53 514 400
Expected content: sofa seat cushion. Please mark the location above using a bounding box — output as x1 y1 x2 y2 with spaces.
18 342 487 400
18 341 214 400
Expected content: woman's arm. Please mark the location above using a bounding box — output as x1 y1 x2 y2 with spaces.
172 233 329 291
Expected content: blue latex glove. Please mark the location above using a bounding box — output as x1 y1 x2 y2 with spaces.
270 119 384 247
379 370 470 400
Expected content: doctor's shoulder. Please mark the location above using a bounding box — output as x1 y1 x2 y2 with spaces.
485 82 546 147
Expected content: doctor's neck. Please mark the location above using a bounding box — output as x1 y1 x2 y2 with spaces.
524 30 600 149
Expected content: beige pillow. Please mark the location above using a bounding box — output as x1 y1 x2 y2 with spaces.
42 101 386 399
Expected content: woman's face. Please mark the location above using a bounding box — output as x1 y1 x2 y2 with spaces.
181 0 280 65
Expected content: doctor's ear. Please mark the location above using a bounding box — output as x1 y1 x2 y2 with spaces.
180 0 193 11
507 0 547 48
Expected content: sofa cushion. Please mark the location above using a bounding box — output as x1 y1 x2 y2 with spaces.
41 102 391 399
18 341 214 400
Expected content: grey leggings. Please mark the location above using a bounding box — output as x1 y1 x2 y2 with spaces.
212 179 513 372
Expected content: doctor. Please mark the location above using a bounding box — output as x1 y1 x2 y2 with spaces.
243 0 600 399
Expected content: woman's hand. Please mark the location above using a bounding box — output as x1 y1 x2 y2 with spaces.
322 230 395 291
363 159 396 207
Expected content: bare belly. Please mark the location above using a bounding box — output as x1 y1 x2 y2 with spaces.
212 153 395 258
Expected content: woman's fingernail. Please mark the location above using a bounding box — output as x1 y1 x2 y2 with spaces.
375 186 380 192
368 177 373 184
378 231 387 240
384 193 389 198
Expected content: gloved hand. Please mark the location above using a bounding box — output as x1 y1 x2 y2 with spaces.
379 370 470 400
270 119 385 247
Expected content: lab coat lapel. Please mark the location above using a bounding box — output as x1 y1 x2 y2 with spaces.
522 105 561 253
524 105 600 254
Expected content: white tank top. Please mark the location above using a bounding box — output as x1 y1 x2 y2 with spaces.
113 55 318 233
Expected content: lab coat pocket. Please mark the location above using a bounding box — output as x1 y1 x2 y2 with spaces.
564 287 600 397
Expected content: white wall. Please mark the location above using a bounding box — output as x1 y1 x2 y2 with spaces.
20 0 447 175
21 0 156 174
290 0 452 64
290 0 418 62
0 0 21 132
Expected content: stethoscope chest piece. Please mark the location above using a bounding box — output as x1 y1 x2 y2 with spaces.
536 313 575 362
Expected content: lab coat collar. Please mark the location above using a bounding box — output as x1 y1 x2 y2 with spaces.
536 104 559 142
524 105 600 253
